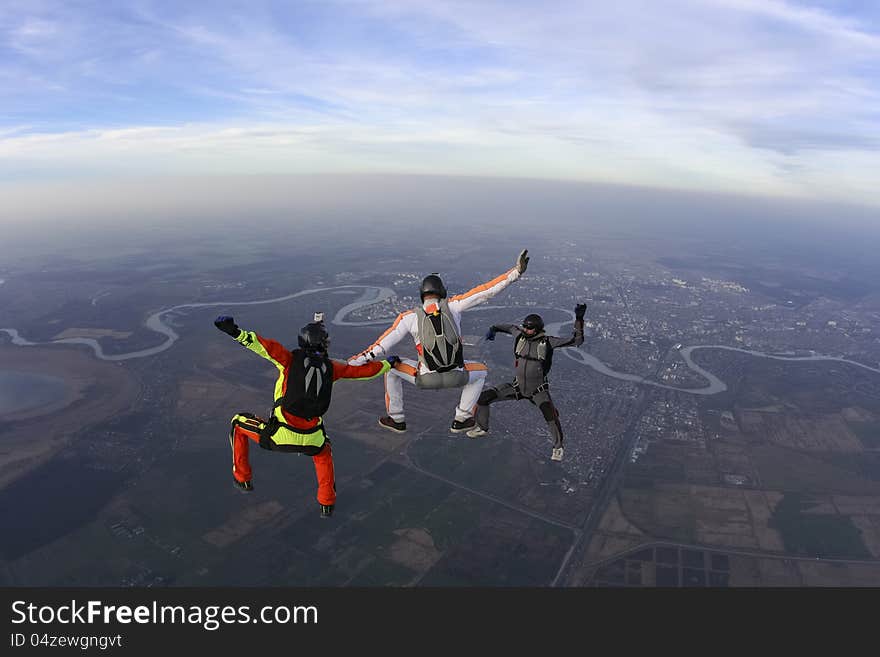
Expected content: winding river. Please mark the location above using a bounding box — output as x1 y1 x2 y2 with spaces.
3 286 879 395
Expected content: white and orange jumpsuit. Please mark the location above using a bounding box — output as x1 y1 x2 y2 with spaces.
348 267 522 423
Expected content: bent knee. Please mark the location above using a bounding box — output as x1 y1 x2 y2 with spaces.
478 389 499 405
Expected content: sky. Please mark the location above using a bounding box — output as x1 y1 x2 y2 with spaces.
1 0 879 209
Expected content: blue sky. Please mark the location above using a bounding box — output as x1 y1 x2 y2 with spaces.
1 0 879 206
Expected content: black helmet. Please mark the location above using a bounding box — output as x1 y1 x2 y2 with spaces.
522 313 544 332
420 273 447 301
298 322 330 352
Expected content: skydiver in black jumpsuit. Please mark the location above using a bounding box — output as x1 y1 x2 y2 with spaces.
469 304 586 461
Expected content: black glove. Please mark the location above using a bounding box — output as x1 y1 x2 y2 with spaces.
386 355 401 367
516 249 529 274
214 315 240 337
485 327 496 341
574 303 587 320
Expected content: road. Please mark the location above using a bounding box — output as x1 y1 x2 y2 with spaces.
550 390 654 586
551 287 675 586
398 426 580 532
583 538 880 570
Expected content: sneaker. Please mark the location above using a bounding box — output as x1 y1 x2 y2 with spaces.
450 417 476 433
233 477 254 492
320 504 334 518
551 447 564 462
378 416 407 433
466 426 489 439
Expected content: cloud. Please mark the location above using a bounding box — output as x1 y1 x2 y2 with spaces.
731 121 880 154
0 1 878 206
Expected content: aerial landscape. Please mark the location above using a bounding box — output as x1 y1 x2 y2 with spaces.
2 187 879 586
1 1 879 589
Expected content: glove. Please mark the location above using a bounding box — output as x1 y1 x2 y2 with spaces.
485 328 496 341
516 249 529 274
386 355 401 367
575 303 587 320
214 315 240 337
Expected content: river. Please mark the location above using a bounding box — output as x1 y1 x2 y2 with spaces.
3 286 879 396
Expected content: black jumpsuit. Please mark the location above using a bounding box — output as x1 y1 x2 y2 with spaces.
475 320 584 448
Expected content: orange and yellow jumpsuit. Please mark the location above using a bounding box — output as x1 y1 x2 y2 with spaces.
229 328 390 506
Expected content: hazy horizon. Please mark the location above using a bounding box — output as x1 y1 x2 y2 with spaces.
1 174 877 285
1 171 877 225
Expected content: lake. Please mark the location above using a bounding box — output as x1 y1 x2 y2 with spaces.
0 370 68 416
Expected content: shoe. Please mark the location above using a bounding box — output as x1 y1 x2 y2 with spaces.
233 477 254 492
378 415 407 433
320 503 334 518
450 417 476 433
466 426 489 439
551 447 564 462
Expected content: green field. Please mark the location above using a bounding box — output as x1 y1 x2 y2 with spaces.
769 493 870 558
848 421 880 449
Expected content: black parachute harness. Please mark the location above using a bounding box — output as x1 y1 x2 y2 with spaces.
511 379 550 400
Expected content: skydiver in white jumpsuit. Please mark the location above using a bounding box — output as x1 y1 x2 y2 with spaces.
348 249 530 433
